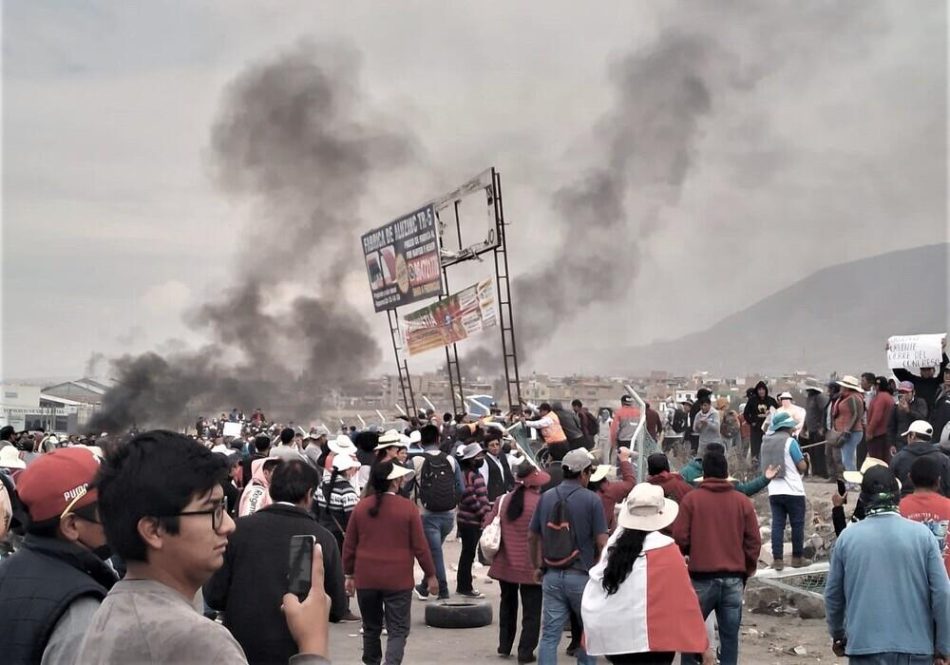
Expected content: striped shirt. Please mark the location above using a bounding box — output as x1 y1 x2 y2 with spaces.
315 477 360 533
457 470 490 526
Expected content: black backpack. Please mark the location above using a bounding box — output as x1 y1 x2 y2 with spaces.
419 452 460 512
542 486 582 569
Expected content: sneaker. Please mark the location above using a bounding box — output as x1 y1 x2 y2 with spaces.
565 643 578 657
340 611 361 623
437 591 450 600
791 556 812 568
456 588 483 598
414 584 430 601
771 558 785 572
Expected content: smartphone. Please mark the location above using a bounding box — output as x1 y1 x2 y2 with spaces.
287 534 316 600
836 480 848 504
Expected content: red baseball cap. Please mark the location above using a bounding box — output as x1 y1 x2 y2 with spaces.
16 447 101 523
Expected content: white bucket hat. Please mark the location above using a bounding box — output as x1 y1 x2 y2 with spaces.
460 443 485 460
843 456 890 485
329 435 358 456
617 484 679 532
589 465 613 483
332 454 360 472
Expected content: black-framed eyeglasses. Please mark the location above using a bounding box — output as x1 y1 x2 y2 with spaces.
165 497 229 531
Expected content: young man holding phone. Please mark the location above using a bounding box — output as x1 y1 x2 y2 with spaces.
76 430 332 664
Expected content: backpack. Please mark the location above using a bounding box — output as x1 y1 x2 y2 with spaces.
584 411 600 437
418 452 460 512
542 486 582 569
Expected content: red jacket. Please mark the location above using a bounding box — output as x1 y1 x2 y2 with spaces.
672 478 761 579
597 459 636 532
343 492 436 591
866 391 895 440
647 471 693 503
484 486 544 585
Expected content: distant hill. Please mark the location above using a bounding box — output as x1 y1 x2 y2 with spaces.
603 243 949 377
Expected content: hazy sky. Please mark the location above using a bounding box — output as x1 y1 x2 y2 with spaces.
3 1 947 381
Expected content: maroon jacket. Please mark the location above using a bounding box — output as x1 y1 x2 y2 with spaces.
647 471 693 503
866 391 895 440
672 478 760 579
597 459 636 532
484 486 544 585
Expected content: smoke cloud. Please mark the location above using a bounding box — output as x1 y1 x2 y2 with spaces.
91 41 413 431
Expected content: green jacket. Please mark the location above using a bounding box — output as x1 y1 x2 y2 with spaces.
679 458 770 497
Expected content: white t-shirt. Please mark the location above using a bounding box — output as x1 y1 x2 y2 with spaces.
768 437 806 497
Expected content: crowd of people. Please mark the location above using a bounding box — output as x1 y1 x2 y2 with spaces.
0 348 949 664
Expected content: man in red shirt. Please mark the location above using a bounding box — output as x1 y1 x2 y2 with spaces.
899 455 950 576
609 395 641 466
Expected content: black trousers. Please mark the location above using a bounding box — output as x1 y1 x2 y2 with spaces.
457 523 481 593
356 589 412 665
498 581 542 660
750 427 764 462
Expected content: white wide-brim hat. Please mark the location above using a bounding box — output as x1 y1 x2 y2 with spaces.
329 435 357 456
836 375 865 393
617 484 679 532
332 454 360 472
386 464 413 481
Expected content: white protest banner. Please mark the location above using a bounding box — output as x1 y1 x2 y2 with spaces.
222 421 242 437
887 333 947 371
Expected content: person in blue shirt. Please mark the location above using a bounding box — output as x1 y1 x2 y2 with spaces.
825 465 950 664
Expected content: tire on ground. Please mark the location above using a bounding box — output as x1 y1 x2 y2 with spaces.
424 600 493 629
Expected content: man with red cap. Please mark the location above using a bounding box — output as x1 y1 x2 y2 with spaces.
0 447 117 664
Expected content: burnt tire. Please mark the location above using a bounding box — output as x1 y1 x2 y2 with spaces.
424 599 493 629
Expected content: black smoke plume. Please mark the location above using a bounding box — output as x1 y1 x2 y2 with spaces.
90 41 413 431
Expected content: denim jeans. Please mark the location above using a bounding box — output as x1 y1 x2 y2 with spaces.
539 570 596 664
840 431 864 473
769 494 806 559
683 577 744 665
848 655 933 665
421 511 454 595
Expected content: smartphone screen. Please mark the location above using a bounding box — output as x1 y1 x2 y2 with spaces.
287 534 316 600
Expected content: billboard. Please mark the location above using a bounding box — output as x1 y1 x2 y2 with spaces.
361 204 442 312
403 279 497 356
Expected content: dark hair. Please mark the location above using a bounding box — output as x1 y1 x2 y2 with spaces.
505 485 526 521
0 425 14 441
442 412 452 423
254 434 271 453
704 442 725 455
262 458 283 474
875 376 893 394
571 399 582 408
601 528 649 596
420 424 440 446
95 430 229 562
861 372 876 384
368 461 395 517
647 453 670 476
269 460 319 503
539 402 552 412
702 451 728 479
547 442 568 462
910 455 943 489
354 431 379 453
563 468 582 480
279 428 295 445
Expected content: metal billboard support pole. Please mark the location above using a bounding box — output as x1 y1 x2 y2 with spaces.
491 169 522 411
387 309 416 417
624 384 648 483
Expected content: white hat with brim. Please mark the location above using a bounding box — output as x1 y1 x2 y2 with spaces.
693 475 738 483
778 392 794 401
409 430 422 444
836 375 865 393
0 446 26 469
386 464 414 481
329 435 358 456
617 484 679 532
843 456 901 489
332 454 360 472
374 439 409 452
461 443 485 460
377 429 403 445
589 465 612 483
901 420 933 439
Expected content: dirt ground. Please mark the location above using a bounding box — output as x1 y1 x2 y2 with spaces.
329 475 842 664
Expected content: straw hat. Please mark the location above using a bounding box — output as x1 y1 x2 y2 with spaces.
0 446 26 470
589 465 613 483
331 454 360 472
617 484 679 532
836 375 864 393
374 429 408 451
843 456 890 485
